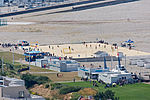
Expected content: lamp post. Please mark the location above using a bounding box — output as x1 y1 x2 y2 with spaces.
29 52 30 71
2 56 4 74
111 55 113 70
12 47 14 65
125 54 126 68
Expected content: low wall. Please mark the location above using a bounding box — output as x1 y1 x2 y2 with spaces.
72 56 120 62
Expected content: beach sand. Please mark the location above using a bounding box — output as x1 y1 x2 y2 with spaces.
23 42 150 58
0 0 150 53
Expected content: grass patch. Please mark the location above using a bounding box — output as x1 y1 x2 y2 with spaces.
62 82 150 100
24 65 54 73
111 83 150 100
0 51 54 73
0 52 24 63
32 72 80 82
63 81 101 88
21 73 51 88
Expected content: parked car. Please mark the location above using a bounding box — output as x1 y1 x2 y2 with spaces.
17 40 29 46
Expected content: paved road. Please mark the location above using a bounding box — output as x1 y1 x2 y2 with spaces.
29 72 57 74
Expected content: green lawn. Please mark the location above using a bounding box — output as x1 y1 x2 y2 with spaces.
63 81 150 100
0 51 53 72
0 52 24 63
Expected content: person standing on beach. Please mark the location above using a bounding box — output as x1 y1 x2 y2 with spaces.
129 46 131 50
95 46 97 49
104 45 106 48
73 78 76 82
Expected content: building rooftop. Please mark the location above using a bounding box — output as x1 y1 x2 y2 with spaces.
0 76 24 87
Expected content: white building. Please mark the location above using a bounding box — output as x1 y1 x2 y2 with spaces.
98 65 133 84
78 67 109 79
78 56 110 80
0 76 30 99
0 76 45 100
48 59 79 72
34 56 80 72
98 71 132 84
0 76 25 87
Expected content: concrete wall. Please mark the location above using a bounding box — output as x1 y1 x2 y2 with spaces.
2 86 30 99
73 56 119 62
66 63 78 71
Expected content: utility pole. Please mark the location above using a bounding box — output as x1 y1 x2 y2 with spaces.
2 56 4 74
111 55 113 70
125 54 126 68
12 47 14 65
29 52 30 71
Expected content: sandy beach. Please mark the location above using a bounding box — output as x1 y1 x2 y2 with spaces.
0 0 150 53
30 43 150 58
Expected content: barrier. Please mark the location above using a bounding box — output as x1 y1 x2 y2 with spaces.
72 56 119 62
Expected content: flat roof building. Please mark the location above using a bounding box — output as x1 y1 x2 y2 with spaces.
0 76 45 100
33 56 80 72
98 71 132 84
78 67 109 80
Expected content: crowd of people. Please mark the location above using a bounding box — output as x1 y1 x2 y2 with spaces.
0 43 18 51
0 43 16 48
